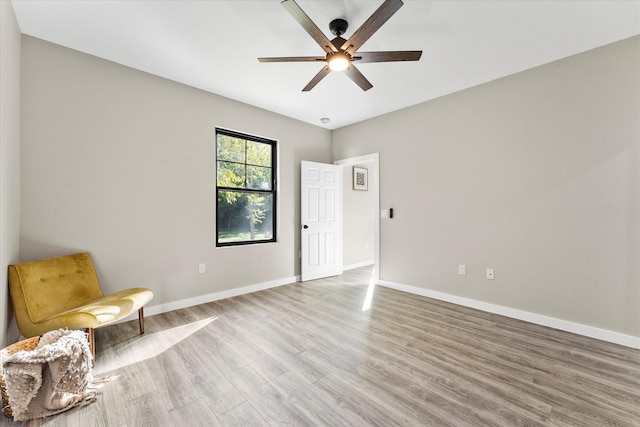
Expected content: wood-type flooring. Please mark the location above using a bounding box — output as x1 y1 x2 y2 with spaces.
3 267 639 426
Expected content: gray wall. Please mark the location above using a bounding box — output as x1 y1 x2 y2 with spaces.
13 31 640 343
342 163 375 268
20 36 331 310
333 36 640 338
0 1 22 347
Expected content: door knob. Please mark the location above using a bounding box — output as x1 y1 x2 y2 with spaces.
302 225 309 229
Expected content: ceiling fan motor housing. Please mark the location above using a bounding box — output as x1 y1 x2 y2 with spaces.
329 18 348 37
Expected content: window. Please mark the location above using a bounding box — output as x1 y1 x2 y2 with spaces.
216 128 276 246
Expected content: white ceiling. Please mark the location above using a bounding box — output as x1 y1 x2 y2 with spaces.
10 0 640 130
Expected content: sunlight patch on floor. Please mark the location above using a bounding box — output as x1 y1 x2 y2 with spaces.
361 268 376 311
94 316 218 374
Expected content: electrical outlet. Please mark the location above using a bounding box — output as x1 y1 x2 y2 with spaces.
199 263 206 274
486 268 495 280
458 265 466 275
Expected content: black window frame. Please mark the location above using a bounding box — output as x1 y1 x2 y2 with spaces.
215 128 277 247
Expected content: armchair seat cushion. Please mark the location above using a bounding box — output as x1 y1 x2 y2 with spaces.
38 288 154 329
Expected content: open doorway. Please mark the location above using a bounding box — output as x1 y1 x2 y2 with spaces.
334 153 379 282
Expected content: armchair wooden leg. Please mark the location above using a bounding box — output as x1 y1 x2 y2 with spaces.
138 307 145 334
87 327 95 359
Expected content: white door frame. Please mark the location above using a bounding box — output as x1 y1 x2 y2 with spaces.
334 153 380 282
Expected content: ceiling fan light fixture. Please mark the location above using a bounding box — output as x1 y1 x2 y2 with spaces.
328 52 350 72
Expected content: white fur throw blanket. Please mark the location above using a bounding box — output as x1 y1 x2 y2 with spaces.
1 329 97 421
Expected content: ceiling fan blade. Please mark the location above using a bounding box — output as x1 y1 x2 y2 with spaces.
344 64 373 91
259 56 325 63
302 65 331 91
281 0 337 54
354 50 422 63
341 0 404 56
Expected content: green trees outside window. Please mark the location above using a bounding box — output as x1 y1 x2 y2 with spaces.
216 129 276 246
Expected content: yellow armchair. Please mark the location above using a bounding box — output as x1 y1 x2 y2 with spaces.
8 252 153 356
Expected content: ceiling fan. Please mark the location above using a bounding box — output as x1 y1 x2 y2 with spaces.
258 0 422 92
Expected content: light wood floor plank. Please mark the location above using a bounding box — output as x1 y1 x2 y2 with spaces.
226 366 313 426
217 401 269 427
221 308 328 384
270 370 374 427
125 390 174 427
145 346 202 411
170 398 222 427
174 330 246 417
207 313 287 380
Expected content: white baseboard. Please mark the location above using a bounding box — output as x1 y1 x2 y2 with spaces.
116 275 299 324
377 280 640 350
343 260 374 271
116 273 639 349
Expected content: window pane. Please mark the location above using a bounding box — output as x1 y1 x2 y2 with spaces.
216 128 275 247
217 191 273 243
217 135 245 163
217 161 246 188
247 165 271 190
246 140 271 166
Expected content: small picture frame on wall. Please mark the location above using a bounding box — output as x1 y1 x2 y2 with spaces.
353 166 368 191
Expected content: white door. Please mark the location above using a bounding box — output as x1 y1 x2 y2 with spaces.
301 161 343 281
